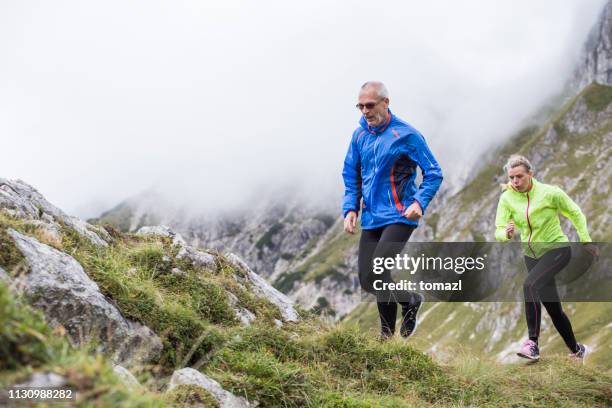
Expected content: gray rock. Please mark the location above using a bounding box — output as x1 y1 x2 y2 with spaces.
227 292 256 326
574 0 612 89
136 225 217 271
226 253 299 322
0 266 9 282
7 229 162 365
176 245 217 271
14 372 66 388
113 365 140 389
168 368 251 408
0 178 109 246
136 225 186 245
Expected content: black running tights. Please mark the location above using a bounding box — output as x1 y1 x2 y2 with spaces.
358 223 417 336
523 246 578 353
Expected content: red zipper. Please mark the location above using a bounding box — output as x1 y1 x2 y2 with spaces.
526 193 536 257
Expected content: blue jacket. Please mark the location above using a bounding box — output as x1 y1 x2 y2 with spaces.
342 110 443 230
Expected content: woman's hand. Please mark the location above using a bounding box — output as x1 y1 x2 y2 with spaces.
403 201 422 221
584 243 600 261
506 221 515 239
344 211 357 234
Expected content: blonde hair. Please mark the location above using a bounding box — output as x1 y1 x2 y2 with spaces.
503 154 533 173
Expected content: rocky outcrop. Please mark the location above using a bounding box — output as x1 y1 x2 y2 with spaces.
574 0 612 89
7 229 162 365
136 225 217 272
227 253 299 322
0 178 109 246
168 368 251 408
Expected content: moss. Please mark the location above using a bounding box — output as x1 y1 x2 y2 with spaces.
0 228 25 273
0 283 55 370
165 384 219 407
583 83 612 112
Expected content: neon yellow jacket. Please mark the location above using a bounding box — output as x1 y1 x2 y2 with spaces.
494 178 591 258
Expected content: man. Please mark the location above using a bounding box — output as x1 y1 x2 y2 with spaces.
342 81 443 339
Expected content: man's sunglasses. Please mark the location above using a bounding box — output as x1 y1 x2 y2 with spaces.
355 99 384 111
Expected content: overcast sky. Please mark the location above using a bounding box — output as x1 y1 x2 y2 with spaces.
0 0 606 217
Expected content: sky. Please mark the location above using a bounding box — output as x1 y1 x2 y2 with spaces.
0 0 607 217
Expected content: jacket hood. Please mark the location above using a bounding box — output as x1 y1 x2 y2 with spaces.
359 109 394 135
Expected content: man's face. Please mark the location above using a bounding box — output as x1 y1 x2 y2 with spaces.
358 88 389 128
508 166 533 192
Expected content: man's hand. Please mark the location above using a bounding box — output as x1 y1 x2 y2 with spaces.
584 243 600 261
506 220 515 239
403 201 422 221
344 211 357 234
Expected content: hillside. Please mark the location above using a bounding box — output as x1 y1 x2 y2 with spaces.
1 190 611 407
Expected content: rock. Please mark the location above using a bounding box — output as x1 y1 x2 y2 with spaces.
227 292 256 326
136 225 217 271
7 229 162 365
226 253 299 322
14 372 66 388
176 246 217 271
113 365 140 389
0 178 109 247
0 266 9 282
168 368 251 408
136 225 186 245
573 0 612 89
171 267 187 277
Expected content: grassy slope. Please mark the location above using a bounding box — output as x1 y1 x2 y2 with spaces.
2 214 611 407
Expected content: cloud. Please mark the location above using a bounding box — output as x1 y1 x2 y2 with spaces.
0 0 606 217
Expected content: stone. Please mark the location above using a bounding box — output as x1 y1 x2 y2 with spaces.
0 178 109 247
14 372 66 389
113 365 140 389
226 253 299 322
7 229 162 366
168 368 251 408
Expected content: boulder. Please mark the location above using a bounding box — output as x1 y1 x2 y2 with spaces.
226 253 299 322
113 365 140 389
0 178 109 247
7 229 162 365
168 368 251 408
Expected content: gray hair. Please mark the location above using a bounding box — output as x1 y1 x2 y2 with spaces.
504 154 533 173
360 81 389 99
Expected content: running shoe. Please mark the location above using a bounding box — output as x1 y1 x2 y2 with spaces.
517 339 540 361
568 343 588 361
400 293 424 338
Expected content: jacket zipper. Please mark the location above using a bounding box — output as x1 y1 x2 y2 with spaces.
526 193 536 257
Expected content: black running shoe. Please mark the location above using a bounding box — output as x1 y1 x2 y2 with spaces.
400 293 424 338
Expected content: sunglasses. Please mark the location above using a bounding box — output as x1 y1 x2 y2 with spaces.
355 99 384 111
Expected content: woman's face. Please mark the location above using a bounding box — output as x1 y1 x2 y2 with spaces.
508 165 533 192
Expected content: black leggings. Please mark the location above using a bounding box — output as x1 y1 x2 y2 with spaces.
358 223 417 336
523 246 578 352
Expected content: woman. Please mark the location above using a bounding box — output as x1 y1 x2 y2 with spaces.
494 155 599 361
342 81 443 339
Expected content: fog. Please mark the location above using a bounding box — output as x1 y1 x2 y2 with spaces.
0 0 606 217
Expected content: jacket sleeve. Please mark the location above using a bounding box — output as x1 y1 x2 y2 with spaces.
341 132 362 218
495 194 512 242
405 132 443 212
555 187 592 242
